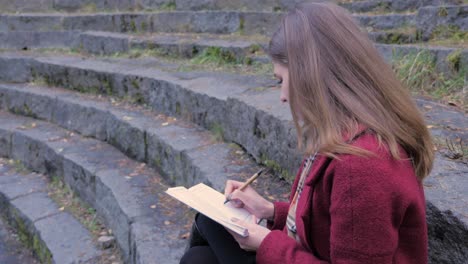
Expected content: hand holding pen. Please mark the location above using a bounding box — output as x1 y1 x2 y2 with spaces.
224 169 275 221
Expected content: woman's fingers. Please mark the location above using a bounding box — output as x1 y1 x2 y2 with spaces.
224 180 244 198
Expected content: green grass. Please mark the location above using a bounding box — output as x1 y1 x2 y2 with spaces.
158 1 176 11
191 47 238 65
429 25 468 48
78 3 97 13
393 49 467 110
48 176 106 237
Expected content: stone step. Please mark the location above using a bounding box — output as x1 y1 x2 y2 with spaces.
416 5 468 41
1 49 467 177
0 11 416 35
0 51 299 180
0 82 466 263
0 82 291 263
0 110 192 263
0 158 102 264
1 0 464 13
338 0 464 13
0 0 289 13
375 43 468 73
79 31 268 62
0 81 281 191
0 31 81 50
368 30 419 44
0 30 465 75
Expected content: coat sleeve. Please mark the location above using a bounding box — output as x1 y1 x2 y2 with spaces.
256 153 406 264
266 201 289 230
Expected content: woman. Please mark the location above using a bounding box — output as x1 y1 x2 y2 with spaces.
180 2 434 263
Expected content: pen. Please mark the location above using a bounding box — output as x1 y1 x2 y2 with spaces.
224 168 266 204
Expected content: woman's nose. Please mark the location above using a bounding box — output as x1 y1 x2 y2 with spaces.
280 95 288 103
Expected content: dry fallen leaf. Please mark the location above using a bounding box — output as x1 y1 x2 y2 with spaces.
180 232 190 239
150 205 156 209
162 122 169 126
123 116 133 121
59 207 65 211
164 220 171 225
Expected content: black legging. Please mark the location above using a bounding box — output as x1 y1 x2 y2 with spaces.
180 214 256 264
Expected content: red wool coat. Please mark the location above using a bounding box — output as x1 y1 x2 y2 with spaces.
256 132 428 263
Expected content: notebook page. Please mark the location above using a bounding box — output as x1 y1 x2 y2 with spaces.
188 183 253 223
166 186 248 237
166 187 226 220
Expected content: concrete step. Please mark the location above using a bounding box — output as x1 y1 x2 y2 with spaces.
0 158 102 264
0 11 416 35
338 0 464 13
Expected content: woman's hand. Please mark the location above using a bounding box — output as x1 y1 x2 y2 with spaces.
225 180 275 220
226 217 271 251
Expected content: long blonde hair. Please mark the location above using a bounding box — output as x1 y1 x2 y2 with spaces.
268 2 434 180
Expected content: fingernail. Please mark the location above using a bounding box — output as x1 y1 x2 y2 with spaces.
231 217 239 222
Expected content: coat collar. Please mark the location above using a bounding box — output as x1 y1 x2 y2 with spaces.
304 124 369 186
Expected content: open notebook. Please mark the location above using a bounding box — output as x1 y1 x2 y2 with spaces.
166 183 253 237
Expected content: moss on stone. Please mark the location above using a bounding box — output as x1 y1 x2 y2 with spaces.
273 6 282 12
130 20 137 32
175 102 181 115
140 21 148 31
210 123 224 142
22 103 37 118
248 44 261 54
238 17 245 34
154 157 162 168
102 78 113 95
447 49 462 72
133 92 145 104
260 154 293 181
33 235 52 264
131 78 140 90
159 1 176 11
438 6 448 17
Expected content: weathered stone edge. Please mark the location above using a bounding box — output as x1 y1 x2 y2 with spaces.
0 11 416 35
338 0 462 13
1 29 463 75
0 82 253 190
0 54 302 181
0 113 188 264
0 168 100 264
